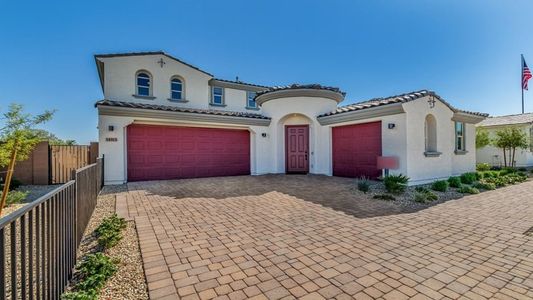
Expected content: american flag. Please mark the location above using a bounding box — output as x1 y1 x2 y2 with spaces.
524 57 532 90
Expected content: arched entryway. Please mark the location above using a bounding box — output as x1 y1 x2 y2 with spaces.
277 113 314 173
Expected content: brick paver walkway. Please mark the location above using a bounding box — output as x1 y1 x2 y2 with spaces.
117 175 533 300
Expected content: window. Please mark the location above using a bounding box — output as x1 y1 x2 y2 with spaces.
136 71 152 96
424 114 437 152
455 122 466 151
211 86 224 105
170 77 183 100
247 91 257 108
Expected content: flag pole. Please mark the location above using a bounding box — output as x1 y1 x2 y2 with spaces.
522 54 525 114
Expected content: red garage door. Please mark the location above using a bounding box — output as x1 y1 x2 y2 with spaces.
332 121 382 179
127 124 250 181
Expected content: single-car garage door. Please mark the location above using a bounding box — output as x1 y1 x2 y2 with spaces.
127 124 250 181
332 121 382 179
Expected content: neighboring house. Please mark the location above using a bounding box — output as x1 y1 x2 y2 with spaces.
94 51 487 185
476 113 533 167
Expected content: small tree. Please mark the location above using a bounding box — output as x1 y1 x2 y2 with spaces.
476 129 490 149
492 127 528 167
507 128 528 167
0 104 54 214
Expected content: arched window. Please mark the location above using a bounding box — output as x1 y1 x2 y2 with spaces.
170 77 184 100
136 71 152 96
425 114 437 152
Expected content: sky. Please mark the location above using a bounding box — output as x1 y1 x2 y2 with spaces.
1 0 532 144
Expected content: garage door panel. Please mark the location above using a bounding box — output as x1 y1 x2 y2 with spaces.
127 124 250 181
332 121 382 179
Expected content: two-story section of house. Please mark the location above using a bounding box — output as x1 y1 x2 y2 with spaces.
95 51 487 185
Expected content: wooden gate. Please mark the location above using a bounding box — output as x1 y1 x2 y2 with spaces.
50 145 96 184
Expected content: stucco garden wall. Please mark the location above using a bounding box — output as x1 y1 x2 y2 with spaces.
476 125 533 167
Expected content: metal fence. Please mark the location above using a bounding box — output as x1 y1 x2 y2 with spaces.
0 156 104 299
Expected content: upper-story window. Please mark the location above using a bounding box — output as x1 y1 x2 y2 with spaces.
455 121 466 151
211 86 224 105
247 91 257 109
136 71 152 96
170 77 184 100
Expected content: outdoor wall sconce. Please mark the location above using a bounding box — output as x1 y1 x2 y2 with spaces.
388 123 396 129
108 125 114 132
261 133 268 138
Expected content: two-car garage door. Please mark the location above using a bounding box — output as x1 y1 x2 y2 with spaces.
332 121 382 179
127 124 250 181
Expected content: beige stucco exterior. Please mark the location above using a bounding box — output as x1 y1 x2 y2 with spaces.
95 52 484 185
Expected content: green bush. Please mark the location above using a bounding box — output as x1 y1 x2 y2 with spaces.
383 174 409 194
460 173 477 184
481 171 500 178
476 163 491 172
414 190 438 203
458 185 480 194
95 214 127 249
1 190 29 206
499 167 517 176
431 180 449 192
373 194 396 201
518 167 527 172
415 186 430 193
448 176 462 188
62 253 118 300
357 177 370 194
473 180 496 190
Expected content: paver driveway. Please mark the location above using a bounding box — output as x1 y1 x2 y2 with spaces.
117 175 533 300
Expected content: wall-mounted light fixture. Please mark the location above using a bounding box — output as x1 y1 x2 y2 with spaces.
388 123 396 129
108 125 114 132
261 133 268 138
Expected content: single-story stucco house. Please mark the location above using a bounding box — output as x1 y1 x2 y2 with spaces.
94 51 487 185
476 113 533 167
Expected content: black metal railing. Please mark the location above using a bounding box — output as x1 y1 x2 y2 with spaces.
0 156 104 299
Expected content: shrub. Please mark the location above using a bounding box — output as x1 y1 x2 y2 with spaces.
2 190 29 206
415 186 430 193
476 163 491 172
458 185 480 194
460 173 477 184
481 171 499 178
95 214 127 249
448 176 462 188
431 180 449 192
473 180 496 190
357 177 370 194
518 167 527 172
499 167 517 176
62 253 118 300
373 194 396 201
414 190 438 203
383 174 409 194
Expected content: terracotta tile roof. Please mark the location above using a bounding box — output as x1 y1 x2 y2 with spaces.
95 100 270 120
318 90 488 118
212 78 271 89
94 51 214 76
256 84 345 98
478 112 533 127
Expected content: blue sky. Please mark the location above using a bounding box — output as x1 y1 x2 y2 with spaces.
1 0 532 143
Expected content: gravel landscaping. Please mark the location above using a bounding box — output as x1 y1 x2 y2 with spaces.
66 185 148 299
353 170 533 209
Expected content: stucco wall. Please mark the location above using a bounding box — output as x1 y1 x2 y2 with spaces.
403 97 476 184
99 55 260 113
476 125 533 167
260 97 339 175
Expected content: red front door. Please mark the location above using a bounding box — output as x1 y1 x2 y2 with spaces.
286 125 309 173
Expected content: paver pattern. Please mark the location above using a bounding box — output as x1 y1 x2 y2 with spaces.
117 175 533 299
